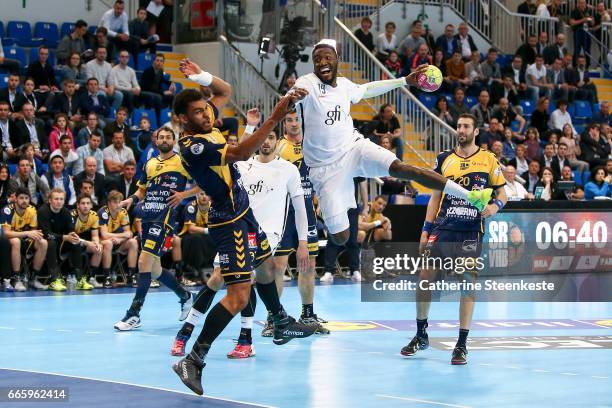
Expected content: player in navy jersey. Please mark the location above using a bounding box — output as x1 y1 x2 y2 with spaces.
170 60 313 395
113 126 199 331
401 114 507 365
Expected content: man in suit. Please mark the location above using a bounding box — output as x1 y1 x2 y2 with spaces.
111 159 138 200
49 79 83 126
14 102 48 160
546 58 573 102
80 78 111 120
0 74 21 116
74 156 109 207
515 35 537 66
25 46 58 102
503 55 538 104
435 24 456 61
521 160 541 194
491 75 521 107
552 142 572 178
565 55 598 104
453 23 478 61
0 101 19 162
539 143 559 178
140 53 174 111
543 33 568 65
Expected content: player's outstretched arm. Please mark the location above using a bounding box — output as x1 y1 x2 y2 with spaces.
358 65 428 100
225 89 308 163
420 190 442 254
179 58 232 110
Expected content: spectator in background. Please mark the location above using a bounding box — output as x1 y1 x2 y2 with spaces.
566 55 598 104
49 80 82 126
161 111 181 140
454 23 478 61
478 117 504 149
552 142 572 178
464 50 485 94
559 123 589 173
517 0 536 40
13 78 47 115
15 102 48 159
103 106 131 148
569 0 594 67
491 140 504 161
376 21 398 60
26 46 58 97
504 165 532 200
526 54 553 99
502 127 518 160
130 7 158 55
529 96 550 137
41 155 77 206
548 0 564 32
536 167 556 200
74 156 108 206
0 164 12 208
0 101 19 162
580 123 611 168
445 51 470 92
109 50 141 112
524 127 543 161
85 47 124 111
509 143 530 175
103 130 135 176
0 73 21 115
57 20 88 65
135 116 153 153
449 87 469 126
141 53 175 111
80 78 111 123
555 165 585 200
373 104 403 160
593 101 612 126
379 136 417 203
398 20 426 60
549 99 576 133
607 159 612 177
515 35 538 66
49 113 75 153
481 48 502 87
137 131 158 176
469 90 492 129
59 53 88 90
543 33 568 65
75 130 105 176
9 158 50 206
504 55 538 104
584 166 611 198
100 0 132 55
406 44 431 76
357 195 393 245
91 27 116 63
432 49 446 77
383 51 402 78
546 58 572 102
76 113 104 148
0 38 21 74
432 96 454 127
50 135 79 174
435 24 455 61
354 17 375 53
494 97 526 135
535 31 549 55
111 159 138 200
522 160 541 194
21 144 43 176
491 74 520 107
539 143 558 176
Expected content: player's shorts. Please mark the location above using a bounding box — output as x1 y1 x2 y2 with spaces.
424 227 484 274
309 136 396 234
20 238 35 258
210 209 272 285
276 203 319 257
140 222 173 257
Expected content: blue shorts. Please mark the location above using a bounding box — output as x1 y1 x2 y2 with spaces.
276 199 319 257
210 209 271 285
425 228 483 260
141 222 173 257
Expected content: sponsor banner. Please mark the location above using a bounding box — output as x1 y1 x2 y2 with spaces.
431 335 612 350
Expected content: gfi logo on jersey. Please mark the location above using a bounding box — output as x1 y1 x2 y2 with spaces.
148 227 162 236
248 232 257 250
460 162 469 170
247 180 264 195
325 105 342 125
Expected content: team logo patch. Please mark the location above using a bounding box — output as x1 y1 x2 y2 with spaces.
494 166 502 176
248 232 257 250
148 226 162 236
101 212 109 220
190 143 204 155
144 240 156 249
462 240 478 252
3 207 10 215
187 205 195 214
307 229 318 238
460 162 469 170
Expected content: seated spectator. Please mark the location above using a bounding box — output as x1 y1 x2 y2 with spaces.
75 130 105 176
526 54 553 99
449 87 469 126
9 158 50 206
584 166 611 199
100 0 132 55
0 38 21 75
478 117 504 149
494 98 526 135
547 58 573 102
383 51 402 79
445 51 470 92
508 143 530 175
503 55 538 103
373 104 403 160
552 142 572 178
432 96 454 127
593 101 612 126
379 136 416 203
137 130 158 179
103 106 131 147
376 21 398 60
74 156 108 207
607 158 612 177
554 164 585 200
515 35 537 66
535 31 549 55
432 49 446 77
529 96 551 137
464 50 485 93
502 127 518 160
161 112 182 140
549 99 576 133
398 20 426 60
135 117 153 153
580 123 611 168
354 17 375 53
435 24 455 60
559 123 589 173
481 48 502 87
76 113 105 148
179 191 216 274
26 46 59 98
405 44 431 76
535 167 556 200
109 50 141 112
85 47 124 111
566 55 598 104
49 113 75 152
50 135 79 174
503 165 533 200
0 101 19 162
49 80 83 128
110 160 138 208
0 164 12 208
13 78 48 115
491 74 520 107
15 102 48 160
140 53 175 111
41 155 77 206
525 127 543 161
469 90 492 129
130 7 157 55
21 144 44 176
543 33 567 66
103 130 135 176
80 78 112 123
491 140 504 161
77 179 96 205
91 27 116 63
0 73 21 115
57 20 88 65
454 23 478 61
358 196 392 245
539 143 558 175
59 54 88 90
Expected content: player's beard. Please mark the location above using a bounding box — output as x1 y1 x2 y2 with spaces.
458 131 475 148
158 143 173 153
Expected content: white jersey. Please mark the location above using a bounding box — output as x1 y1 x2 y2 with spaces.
293 73 365 168
236 156 303 242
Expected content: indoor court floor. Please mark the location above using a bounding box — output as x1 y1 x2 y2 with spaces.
1 282 610 408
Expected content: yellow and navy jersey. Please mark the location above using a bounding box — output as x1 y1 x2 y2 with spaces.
366 211 383 224
97 206 130 233
178 200 209 236
138 154 192 226
71 209 99 239
434 148 506 232
0 204 37 232
178 129 249 227
276 137 313 198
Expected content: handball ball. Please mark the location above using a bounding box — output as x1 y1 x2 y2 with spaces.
417 65 443 93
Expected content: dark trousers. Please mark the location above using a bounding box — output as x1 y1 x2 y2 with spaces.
0 236 11 279
573 29 591 67
182 233 217 270
324 208 360 273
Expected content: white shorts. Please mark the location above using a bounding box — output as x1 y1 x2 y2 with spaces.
213 231 281 268
309 137 396 234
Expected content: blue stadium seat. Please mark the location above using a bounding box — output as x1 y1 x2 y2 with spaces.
1 37 16 47
88 26 97 36
7 21 43 47
574 100 592 122
137 52 154 71
0 74 8 87
519 100 535 117
2 45 27 66
465 96 477 108
34 22 60 48
160 107 172 124
574 124 585 135
60 22 76 38
444 94 452 104
29 48 56 67
582 171 591 186
133 108 158 129
418 94 436 110
592 103 600 114
548 100 556 114
415 194 431 206
567 103 575 117
573 170 583 186
510 120 520 132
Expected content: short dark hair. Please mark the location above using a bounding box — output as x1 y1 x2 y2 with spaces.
557 99 568 107
116 106 128 115
75 20 88 28
112 129 125 138
558 142 568 148
114 0 125 5
385 21 396 29
80 179 94 188
173 89 205 116
77 193 92 203
488 47 497 54
157 125 176 140
0 101 9 108
63 78 76 87
155 53 165 60
96 27 108 36
38 45 49 52
59 134 72 144
15 187 30 198
374 195 388 202
361 17 372 25
535 54 544 60
458 113 478 128
87 77 99 85
90 130 102 139
124 159 136 168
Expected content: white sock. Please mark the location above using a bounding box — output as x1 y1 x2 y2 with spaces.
186 308 204 326
443 179 469 200
241 316 253 329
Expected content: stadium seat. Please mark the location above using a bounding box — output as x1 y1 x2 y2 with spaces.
418 93 436 110
573 170 583 186
444 94 452 104
160 107 172 124
465 96 477 108
172 81 183 94
8 164 17 175
88 26 97 36
1 37 16 47
60 22 75 38
7 21 43 47
574 100 592 122
29 48 56 67
415 194 431 206
137 52 154 71
34 22 60 48
133 108 158 129
2 45 27 66
510 120 520 132
567 103 575 117
582 171 591 186
592 103 600 114
548 100 556 114
520 100 535 117
0 74 8 87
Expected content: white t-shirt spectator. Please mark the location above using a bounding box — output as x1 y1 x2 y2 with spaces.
103 144 135 170
376 33 398 54
85 60 113 87
549 109 577 134
526 63 547 85
504 180 529 201
109 65 140 92
99 8 129 38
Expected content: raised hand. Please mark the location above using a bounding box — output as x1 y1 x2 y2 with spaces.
246 108 261 126
179 58 202 77
405 64 428 86
270 90 307 120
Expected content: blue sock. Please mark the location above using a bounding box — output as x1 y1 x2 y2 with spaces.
127 272 151 317
159 270 189 300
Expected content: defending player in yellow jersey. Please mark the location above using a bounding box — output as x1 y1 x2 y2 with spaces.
401 113 507 365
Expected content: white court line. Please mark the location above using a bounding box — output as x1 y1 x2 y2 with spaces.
478 363 493 366
28 328 44 331
368 321 398 331
0 367 277 408
560 372 578 376
591 376 609 379
0 326 16 330
85 331 101 334
376 394 472 408
532 369 550 373
367 351 384 355
56 329 72 332
505 366 521 370
571 319 610 329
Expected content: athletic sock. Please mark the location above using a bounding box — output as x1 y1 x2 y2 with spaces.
417 318 428 337
103 268 111 277
158 269 190 300
127 272 151 317
302 304 314 318
238 317 253 345
457 329 469 348
128 267 137 276
190 302 235 362
256 281 282 316
192 284 218 314
173 260 183 280
443 179 469 200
